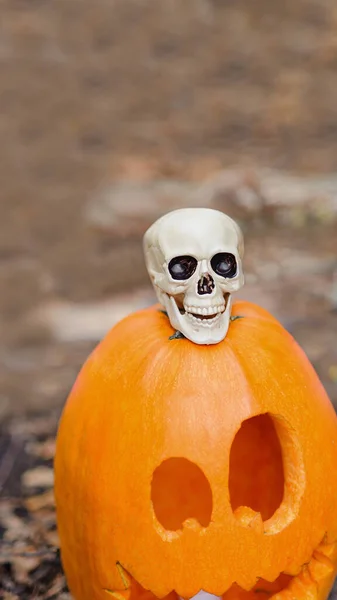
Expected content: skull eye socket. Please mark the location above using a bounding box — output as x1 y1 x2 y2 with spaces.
211 252 237 278
168 256 197 280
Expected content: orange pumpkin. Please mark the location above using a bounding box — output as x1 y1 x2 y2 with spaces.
54 301 337 600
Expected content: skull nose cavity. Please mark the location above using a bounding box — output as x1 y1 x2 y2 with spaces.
151 458 213 532
198 273 215 295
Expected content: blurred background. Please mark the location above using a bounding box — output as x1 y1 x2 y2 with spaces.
1 0 337 597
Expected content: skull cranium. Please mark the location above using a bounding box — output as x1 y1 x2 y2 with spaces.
143 208 244 345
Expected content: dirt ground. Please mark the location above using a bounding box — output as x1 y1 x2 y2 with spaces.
1 0 337 598
1 0 337 418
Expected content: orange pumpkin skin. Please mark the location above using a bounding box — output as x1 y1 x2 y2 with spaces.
54 301 337 600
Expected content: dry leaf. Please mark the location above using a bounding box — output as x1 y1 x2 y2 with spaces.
21 466 54 489
24 489 55 512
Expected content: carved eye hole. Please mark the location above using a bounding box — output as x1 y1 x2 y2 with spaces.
168 256 198 280
211 252 237 278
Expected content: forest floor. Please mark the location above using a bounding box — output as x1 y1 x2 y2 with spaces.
2 1 337 596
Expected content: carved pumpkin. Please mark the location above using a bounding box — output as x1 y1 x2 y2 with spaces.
54 301 337 600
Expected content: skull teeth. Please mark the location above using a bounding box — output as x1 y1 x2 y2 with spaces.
184 304 225 316
186 313 222 326
185 312 225 327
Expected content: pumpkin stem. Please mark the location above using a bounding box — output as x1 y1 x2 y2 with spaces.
230 315 244 322
169 330 185 340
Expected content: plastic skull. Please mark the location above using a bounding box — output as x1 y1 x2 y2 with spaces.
143 208 244 345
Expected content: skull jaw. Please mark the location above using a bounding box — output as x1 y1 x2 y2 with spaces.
163 294 233 345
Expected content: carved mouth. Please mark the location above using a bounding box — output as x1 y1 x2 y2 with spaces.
104 537 337 600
